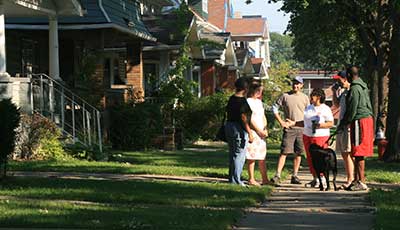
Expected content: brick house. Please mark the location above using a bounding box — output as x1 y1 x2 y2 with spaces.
5 0 156 109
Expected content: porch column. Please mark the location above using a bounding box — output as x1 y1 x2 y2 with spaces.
0 0 6 74
49 15 61 81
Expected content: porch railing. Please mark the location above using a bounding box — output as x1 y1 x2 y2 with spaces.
30 74 102 152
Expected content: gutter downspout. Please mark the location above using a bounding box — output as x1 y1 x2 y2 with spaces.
223 1 228 32
98 0 111 22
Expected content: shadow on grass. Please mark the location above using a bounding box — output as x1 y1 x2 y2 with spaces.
366 157 400 183
370 188 400 230
0 199 241 229
0 177 270 208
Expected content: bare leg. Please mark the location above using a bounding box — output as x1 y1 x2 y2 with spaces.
258 160 269 183
247 160 259 185
275 154 287 176
293 155 302 176
355 156 366 183
342 152 354 185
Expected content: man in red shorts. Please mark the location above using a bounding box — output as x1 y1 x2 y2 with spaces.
339 66 374 191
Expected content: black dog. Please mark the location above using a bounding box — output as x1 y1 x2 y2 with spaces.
309 144 338 191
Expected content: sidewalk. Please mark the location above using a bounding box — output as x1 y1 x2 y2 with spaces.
235 156 376 230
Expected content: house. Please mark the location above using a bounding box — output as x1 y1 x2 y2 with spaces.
5 0 156 108
297 70 340 119
187 0 270 96
141 0 188 97
1 0 159 150
186 15 238 96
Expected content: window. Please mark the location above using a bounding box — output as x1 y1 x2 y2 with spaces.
21 39 39 76
202 0 208 13
144 63 159 96
104 54 126 88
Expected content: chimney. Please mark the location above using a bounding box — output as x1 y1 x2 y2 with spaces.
208 0 228 29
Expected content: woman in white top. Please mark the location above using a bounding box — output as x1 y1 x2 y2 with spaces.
246 81 269 186
303 88 334 187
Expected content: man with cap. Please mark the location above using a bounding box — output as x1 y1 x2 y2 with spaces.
332 71 354 189
271 76 309 185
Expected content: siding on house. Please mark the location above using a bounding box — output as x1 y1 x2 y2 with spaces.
6 0 153 40
189 0 208 20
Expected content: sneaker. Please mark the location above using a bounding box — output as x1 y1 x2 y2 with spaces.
349 181 369 191
305 179 319 188
320 176 327 188
291 175 301 184
270 175 281 184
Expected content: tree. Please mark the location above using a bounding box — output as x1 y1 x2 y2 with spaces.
0 99 20 177
264 0 400 161
269 32 295 66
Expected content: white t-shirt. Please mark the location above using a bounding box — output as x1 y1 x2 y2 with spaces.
247 98 266 131
303 103 334 137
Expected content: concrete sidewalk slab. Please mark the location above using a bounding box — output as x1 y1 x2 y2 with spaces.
235 157 375 230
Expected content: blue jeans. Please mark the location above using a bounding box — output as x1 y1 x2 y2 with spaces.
225 121 248 185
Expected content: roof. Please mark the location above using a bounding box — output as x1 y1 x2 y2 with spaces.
200 32 229 59
298 70 336 79
142 10 192 47
226 17 267 38
5 0 155 41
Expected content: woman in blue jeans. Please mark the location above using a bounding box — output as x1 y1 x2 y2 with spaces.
225 77 254 185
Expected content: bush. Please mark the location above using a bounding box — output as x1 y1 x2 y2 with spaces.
0 99 20 177
176 92 230 141
110 102 163 150
64 142 108 161
15 114 66 160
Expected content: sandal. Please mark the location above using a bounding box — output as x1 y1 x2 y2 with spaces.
340 183 353 190
248 181 261 187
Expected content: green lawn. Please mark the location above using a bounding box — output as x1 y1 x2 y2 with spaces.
366 155 400 229
9 142 289 180
0 177 270 229
3 142 286 229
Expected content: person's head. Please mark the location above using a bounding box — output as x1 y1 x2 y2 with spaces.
346 65 359 83
248 80 263 99
310 88 325 105
332 70 350 89
234 77 250 93
291 76 304 93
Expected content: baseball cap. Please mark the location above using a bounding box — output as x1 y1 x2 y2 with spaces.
332 70 347 79
292 76 303 84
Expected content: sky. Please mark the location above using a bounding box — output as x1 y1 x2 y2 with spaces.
232 0 290 34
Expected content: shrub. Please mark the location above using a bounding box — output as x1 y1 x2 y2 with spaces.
15 114 66 160
176 92 230 141
109 102 163 150
0 99 20 177
64 142 108 161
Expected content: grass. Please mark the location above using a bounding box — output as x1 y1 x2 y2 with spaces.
366 156 400 184
0 176 271 229
2 142 285 229
370 189 400 230
9 142 291 181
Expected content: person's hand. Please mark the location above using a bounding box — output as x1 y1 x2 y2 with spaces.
263 129 269 138
257 130 266 139
280 120 289 129
285 119 296 127
248 133 254 143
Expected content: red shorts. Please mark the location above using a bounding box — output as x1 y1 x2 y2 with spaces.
350 117 374 157
303 135 330 176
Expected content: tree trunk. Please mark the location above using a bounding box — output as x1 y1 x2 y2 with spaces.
383 12 400 162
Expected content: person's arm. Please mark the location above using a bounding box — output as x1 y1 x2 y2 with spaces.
344 87 360 124
316 106 334 129
272 95 290 129
241 113 254 143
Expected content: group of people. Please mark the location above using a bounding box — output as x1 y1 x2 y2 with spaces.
224 65 374 191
